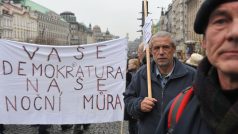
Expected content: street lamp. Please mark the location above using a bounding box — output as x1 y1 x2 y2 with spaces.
157 6 165 15
41 25 46 44
68 27 72 45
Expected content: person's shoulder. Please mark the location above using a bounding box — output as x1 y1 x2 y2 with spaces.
174 58 196 73
136 64 147 73
129 64 146 79
185 63 197 69
183 63 197 73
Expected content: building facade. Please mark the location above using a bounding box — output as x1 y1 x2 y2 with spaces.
60 11 88 45
159 0 205 60
0 0 69 45
23 0 69 45
185 0 204 56
0 1 13 39
0 0 118 45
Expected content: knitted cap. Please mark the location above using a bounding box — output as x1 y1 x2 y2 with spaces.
194 0 234 34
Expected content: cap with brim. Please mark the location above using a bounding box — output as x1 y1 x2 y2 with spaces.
186 53 204 67
194 0 233 34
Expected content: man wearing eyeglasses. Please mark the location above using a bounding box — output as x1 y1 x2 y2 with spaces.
123 31 196 134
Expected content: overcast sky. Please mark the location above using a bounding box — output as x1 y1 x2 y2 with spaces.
32 0 172 41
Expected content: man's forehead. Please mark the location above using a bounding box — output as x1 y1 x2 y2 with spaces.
152 36 171 43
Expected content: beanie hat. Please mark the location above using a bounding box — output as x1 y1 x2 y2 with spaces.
194 0 235 34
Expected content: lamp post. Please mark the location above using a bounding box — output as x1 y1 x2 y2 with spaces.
41 25 46 44
157 6 165 15
67 27 71 46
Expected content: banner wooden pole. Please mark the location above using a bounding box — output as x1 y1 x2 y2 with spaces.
144 0 152 98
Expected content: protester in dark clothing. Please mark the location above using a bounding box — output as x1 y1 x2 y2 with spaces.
0 124 4 134
126 72 132 87
124 58 140 134
155 0 238 134
124 31 196 134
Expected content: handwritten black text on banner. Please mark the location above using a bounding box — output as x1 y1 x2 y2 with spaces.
0 38 127 124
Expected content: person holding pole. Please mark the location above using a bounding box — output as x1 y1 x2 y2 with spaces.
123 31 196 134
155 0 238 134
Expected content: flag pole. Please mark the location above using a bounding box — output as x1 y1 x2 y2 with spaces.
144 0 152 98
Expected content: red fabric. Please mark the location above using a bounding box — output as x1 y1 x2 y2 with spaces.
167 87 194 129
167 93 182 128
175 87 194 122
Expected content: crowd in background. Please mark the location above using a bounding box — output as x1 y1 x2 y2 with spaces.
2 1 238 134
124 31 199 134
124 1 238 134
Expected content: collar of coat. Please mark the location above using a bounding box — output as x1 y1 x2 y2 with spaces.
194 57 238 134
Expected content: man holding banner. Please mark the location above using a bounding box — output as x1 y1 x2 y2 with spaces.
123 31 196 134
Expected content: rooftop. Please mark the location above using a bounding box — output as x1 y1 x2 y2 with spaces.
22 0 50 14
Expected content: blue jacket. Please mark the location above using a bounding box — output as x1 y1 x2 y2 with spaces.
123 58 196 134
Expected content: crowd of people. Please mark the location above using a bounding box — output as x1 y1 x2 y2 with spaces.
1 0 238 134
124 31 197 134
124 0 238 134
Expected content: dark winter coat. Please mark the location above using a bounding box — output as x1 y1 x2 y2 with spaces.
155 58 238 134
123 58 196 134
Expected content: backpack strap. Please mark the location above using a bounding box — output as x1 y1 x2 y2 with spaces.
167 86 194 134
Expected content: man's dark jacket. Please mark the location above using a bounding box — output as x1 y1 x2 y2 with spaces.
123 58 196 134
155 58 238 134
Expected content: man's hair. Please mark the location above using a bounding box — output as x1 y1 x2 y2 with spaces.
138 42 145 52
149 31 177 48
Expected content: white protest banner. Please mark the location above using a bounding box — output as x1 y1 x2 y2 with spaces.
143 15 152 47
0 38 127 124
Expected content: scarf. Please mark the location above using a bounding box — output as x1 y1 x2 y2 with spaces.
194 58 238 134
